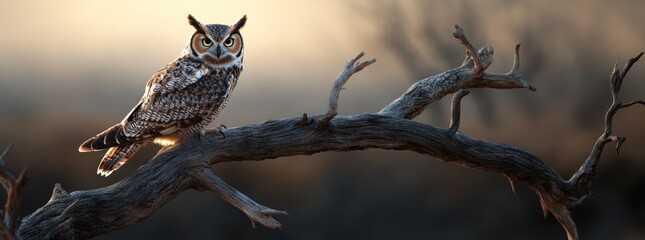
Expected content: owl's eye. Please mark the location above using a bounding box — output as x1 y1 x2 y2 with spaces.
223 38 234 47
201 38 213 47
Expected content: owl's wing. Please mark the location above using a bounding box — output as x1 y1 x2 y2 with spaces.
80 100 207 152
142 62 210 109
79 64 212 152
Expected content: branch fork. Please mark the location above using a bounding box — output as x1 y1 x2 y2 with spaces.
453 25 489 75
318 52 376 127
198 169 287 229
3 25 641 240
568 52 645 195
0 145 27 240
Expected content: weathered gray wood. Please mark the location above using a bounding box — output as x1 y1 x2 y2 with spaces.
6 26 643 240
319 51 376 127
18 113 555 239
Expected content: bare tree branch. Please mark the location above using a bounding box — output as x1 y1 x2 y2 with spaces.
197 169 287 229
318 51 376 127
448 89 470 133
568 52 645 198
453 25 486 73
0 145 27 240
379 27 534 119
2 26 640 240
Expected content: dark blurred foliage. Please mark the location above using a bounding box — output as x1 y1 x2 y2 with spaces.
0 1 644 239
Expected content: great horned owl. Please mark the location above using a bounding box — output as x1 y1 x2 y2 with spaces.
79 14 247 176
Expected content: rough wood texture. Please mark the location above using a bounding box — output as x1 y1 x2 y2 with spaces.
319 51 376 127
4 26 643 240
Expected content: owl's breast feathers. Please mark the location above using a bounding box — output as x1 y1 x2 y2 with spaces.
79 56 241 152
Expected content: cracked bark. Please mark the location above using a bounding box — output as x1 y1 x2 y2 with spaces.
1 26 642 240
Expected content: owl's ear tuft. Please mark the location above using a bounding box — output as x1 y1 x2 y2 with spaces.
229 15 247 34
187 14 208 34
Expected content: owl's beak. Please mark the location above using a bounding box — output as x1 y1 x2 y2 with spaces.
215 46 222 58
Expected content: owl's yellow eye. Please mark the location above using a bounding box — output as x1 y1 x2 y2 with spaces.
223 38 234 47
201 38 213 47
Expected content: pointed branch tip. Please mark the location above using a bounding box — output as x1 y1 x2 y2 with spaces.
298 113 310 126
511 44 521 73
0 144 14 162
320 52 375 127
615 136 626 154
452 25 482 72
570 52 644 232
631 52 644 63
528 85 537 91
505 174 518 197
621 100 645 108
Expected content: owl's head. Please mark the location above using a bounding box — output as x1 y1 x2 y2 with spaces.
183 14 246 69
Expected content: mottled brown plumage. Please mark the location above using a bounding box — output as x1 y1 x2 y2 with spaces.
80 14 246 176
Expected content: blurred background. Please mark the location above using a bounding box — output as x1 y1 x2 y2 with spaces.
1 0 644 239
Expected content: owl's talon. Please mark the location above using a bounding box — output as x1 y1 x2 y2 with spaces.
201 125 227 139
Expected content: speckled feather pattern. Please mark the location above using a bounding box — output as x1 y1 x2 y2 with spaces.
91 59 241 176
79 15 246 176
125 56 241 140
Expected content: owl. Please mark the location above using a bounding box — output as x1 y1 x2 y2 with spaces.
79 14 247 177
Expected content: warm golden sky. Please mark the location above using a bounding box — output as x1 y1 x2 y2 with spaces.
0 2 643 239
0 0 367 82
2 0 643 89
0 0 414 124
0 0 643 167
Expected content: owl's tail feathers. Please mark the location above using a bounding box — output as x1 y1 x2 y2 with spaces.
79 124 131 152
97 143 142 177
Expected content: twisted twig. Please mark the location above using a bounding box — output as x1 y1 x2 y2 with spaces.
318 52 376 127
448 89 470 133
